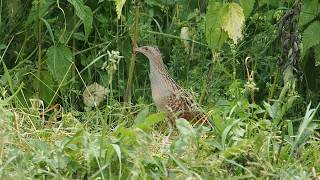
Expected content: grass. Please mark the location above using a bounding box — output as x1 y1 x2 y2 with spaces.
1 1 320 179
0 92 319 179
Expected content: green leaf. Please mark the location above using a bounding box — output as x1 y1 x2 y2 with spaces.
134 107 150 125
67 0 93 40
299 0 318 27
240 0 255 17
291 103 319 154
302 21 320 56
221 3 245 44
33 71 57 104
205 2 228 50
115 0 126 19
27 0 55 24
0 44 7 50
111 144 122 177
134 112 165 131
314 44 320 66
46 45 73 84
221 118 241 149
223 139 251 158
175 118 195 137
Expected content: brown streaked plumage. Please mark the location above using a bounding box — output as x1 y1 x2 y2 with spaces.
134 45 208 125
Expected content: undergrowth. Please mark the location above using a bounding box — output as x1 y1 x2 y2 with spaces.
1 0 320 179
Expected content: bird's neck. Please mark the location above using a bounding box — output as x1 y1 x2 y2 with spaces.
148 56 173 99
149 56 169 80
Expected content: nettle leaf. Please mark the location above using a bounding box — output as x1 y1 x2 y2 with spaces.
67 0 93 40
27 0 55 24
206 2 245 50
240 0 255 17
221 3 245 44
205 2 228 50
302 21 320 56
115 0 126 19
299 0 318 27
314 45 320 66
46 45 73 84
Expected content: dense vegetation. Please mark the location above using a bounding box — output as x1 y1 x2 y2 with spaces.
1 0 320 179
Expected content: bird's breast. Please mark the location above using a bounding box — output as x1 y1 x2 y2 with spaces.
149 72 171 111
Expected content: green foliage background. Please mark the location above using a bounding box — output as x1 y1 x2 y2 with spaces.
1 0 320 179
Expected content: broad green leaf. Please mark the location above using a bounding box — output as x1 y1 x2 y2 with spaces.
299 0 318 27
205 2 228 50
291 103 319 154
221 3 245 44
134 107 149 125
0 44 6 50
314 44 320 66
175 118 195 137
27 0 54 24
67 0 93 40
111 144 122 177
134 112 165 131
46 45 73 84
115 0 126 19
240 0 255 17
221 118 241 149
302 21 320 56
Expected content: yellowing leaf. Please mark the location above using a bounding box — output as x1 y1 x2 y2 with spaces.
115 0 126 19
205 2 245 50
221 3 245 44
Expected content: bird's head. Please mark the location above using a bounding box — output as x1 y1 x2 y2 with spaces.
134 46 162 62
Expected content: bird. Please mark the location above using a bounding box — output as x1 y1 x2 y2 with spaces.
134 45 209 126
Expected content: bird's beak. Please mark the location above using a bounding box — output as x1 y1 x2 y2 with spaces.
133 47 143 54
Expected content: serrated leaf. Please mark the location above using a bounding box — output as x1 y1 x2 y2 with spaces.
221 3 245 44
314 44 320 66
205 2 228 50
299 0 318 27
115 0 126 19
67 0 93 40
302 21 320 57
46 45 73 84
240 0 255 17
205 2 245 50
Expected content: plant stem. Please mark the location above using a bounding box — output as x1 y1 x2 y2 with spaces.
36 0 42 99
123 0 140 104
199 50 219 104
